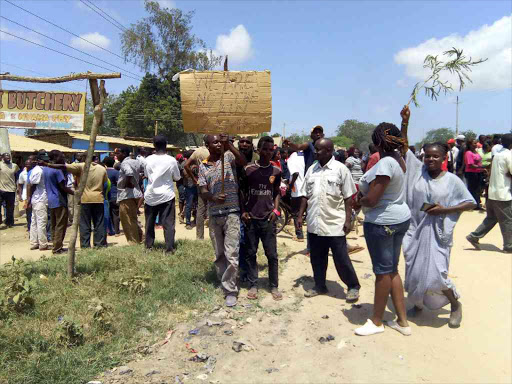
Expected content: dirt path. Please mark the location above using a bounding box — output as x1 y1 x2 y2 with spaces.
2 210 510 383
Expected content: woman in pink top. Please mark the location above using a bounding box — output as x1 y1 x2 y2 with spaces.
464 139 485 211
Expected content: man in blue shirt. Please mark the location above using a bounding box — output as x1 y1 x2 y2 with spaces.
45 150 74 254
103 156 120 236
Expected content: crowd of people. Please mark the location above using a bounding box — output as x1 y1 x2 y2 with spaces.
1 105 510 336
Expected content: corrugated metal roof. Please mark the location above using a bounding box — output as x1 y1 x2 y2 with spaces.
67 133 179 149
9 134 83 153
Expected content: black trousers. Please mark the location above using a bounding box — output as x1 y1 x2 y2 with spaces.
80 203 106 248
109 200 121 234
465 172 483 209
144 199 176 252
245 218 279 288
0 191 15 227
308 233 360 291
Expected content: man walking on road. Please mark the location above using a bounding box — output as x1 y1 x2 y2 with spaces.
467 133 512 253
117 147 144 245
298 138 361 302
144 135 181 253
198 134 247 307
0 153 20 228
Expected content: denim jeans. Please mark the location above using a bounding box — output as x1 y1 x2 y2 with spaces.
184 185 198 225
245 218 279 288
363 220 410 275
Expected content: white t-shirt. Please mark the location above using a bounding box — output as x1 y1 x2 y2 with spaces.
29 166 48 204
287 152 305 198
18 168 28 201
489 148 512 201
358 156 411 225
143 154 181 206
492 144 504 157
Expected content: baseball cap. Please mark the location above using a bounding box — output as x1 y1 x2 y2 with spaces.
176 154 183 161
311 125 324 134
447 139 455 144
456 134 465 140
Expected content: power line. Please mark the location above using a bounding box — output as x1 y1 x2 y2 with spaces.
79 0 127 32
0 29 141 81
3 0 127 62
1 16 142 80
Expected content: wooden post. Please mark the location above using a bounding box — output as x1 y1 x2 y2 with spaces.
221 56 228 194
67 79 107 278
155 120 158 136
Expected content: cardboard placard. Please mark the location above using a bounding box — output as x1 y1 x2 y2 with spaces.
180 71 271 134
0 90 86 131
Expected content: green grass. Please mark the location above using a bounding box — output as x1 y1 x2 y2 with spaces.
0 240 223 384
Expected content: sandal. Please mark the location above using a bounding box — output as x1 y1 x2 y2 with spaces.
271 288 283 301
348 245 365 255
247 287 258 300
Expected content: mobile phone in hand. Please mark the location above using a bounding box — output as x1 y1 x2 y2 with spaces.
420 202 435 212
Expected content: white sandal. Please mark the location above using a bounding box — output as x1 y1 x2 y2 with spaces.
355 319 384 336
384 320 412 336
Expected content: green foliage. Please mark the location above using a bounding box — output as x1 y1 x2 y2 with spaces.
286 133 310 144
409 47 487 107
330 135 353 148
0 240 222 384
461 129 477 141
0 257 35 315
416 127 455 148
121 1 221 77
117 275 151 294
271 133 281 138
336 119 376 150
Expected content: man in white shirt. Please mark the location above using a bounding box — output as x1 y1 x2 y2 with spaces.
297 139 361 301
287 150 305 241
491 134 504 157
17 156 35 231
467 133 512 253
143 135 181 253
27 157 49 250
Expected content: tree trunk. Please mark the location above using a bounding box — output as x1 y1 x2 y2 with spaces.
67 79 107 278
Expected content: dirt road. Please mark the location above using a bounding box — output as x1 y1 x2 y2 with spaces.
1 210 510 383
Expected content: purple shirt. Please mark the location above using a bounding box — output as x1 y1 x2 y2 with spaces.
44 167 67 209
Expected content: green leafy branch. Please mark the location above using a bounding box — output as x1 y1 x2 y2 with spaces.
408 47 488 107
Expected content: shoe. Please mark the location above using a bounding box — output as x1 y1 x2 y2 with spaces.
271 288 283 301
304 286 328 298
448 302 462 328
346 288 360 302
384 320 412 336
225 295 237 307
53 249 67 255
30 245 39 250
355 319 384 336
185 224 193 230
39 246 49 251
247 287 258 300
466 235 480 250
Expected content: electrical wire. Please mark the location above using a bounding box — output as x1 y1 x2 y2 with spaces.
3 0 127 62
1 16 142 80
79 0 127 32
0 29 141 81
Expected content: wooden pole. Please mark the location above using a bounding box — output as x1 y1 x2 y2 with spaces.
221 56 228 194
155 120 158 136
67 79 107 278
0 78 11 156
0 71 121 83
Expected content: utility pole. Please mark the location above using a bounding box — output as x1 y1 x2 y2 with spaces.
0 77 12 155
455 96 461 136
154 119 158 136
282 122 286 139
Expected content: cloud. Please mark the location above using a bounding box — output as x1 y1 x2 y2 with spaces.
214 25 253 64
70 32 111 51
394 15 512 91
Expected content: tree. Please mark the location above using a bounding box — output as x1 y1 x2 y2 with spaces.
271 133 281 138
121 1 221 77
330 135 353 148
336 120 376 149
286 133 310 144
416 127 455 148
84 94 126 135
460 129 476 141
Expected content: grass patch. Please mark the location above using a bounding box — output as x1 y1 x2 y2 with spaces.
0 239 222 384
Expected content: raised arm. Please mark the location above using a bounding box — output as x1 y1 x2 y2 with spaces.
400 105 410 155
283 140 309 153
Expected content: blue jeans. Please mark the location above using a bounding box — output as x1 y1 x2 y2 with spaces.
363 220 410 275
184 186 198 225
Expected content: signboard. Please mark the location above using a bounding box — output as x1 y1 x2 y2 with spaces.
180 71 271 134
0 90 86 131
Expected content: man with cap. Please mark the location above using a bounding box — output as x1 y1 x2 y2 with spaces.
284 126 325 175
455 134 465 176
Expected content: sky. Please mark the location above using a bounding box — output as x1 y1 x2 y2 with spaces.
1 0 511 145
